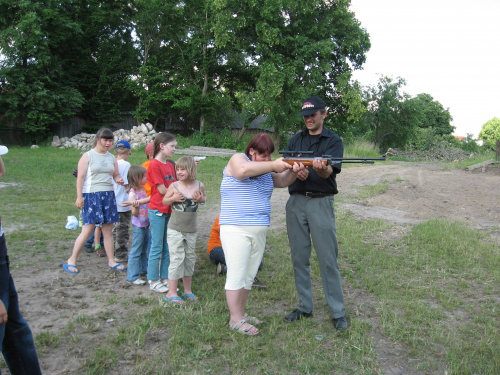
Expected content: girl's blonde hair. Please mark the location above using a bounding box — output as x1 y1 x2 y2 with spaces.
175 156 196 180
127 165 147 191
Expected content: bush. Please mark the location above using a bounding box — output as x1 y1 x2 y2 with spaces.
182 125 246 150
407 128 439 151
458 134 481 153
344 140 380 157
405 129 484 156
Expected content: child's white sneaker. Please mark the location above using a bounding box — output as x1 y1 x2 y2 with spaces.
132 279 146 285
149 281 169 293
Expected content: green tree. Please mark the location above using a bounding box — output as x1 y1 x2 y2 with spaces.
62 0 139 127
362 76 421 151
131 0 240 132
327 78 369 142
478 117 500 150
0 0 84 136
0 0 139 136
409 93 454 136
213 0 370 144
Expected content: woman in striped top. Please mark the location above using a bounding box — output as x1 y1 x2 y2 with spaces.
220 133 305 336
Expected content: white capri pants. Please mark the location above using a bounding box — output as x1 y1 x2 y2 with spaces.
167 229 197 280
220 224 268 290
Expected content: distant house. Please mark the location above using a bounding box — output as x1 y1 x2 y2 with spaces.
455 136 465 141
228 114 274 134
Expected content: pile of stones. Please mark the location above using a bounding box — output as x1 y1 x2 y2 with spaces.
51 123 157 150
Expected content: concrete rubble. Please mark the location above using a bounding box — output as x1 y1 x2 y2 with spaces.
51 123 156 150
50 124 236 157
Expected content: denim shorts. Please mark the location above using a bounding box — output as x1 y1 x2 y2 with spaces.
82 191 119 225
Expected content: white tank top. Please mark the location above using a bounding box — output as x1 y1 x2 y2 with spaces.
82 149 115 193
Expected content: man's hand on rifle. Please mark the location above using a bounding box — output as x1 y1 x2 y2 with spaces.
312 158 333 179
293 162 309 181
312 158 328 170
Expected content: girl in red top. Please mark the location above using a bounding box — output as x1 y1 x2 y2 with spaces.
147 133 177 293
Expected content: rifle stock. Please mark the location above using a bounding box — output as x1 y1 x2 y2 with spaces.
282 158 329 167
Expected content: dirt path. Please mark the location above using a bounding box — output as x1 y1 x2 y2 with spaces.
337 162 500 233
9 161 500 374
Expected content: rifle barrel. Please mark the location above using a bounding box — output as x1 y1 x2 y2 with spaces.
338 160 375 164
279 151 386 166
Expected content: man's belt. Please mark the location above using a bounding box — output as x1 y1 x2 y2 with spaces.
291 191 333 198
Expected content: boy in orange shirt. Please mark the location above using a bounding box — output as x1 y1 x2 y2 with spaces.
207 216 266 288
141 142 154 197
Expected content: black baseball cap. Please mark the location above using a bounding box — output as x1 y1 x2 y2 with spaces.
298 96 326 116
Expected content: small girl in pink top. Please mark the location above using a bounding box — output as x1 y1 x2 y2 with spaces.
125 165 150 285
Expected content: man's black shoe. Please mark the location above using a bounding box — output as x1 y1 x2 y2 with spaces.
333 316 348 331
284 309 313 322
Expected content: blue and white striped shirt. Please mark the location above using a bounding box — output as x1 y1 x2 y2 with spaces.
220 154 274 226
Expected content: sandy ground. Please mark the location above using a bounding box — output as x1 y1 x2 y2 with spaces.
6 161 500 374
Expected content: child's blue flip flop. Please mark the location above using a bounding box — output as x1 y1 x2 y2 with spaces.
163 296 186 306
108 263 127 271
62 264 79 274
182 293 199 302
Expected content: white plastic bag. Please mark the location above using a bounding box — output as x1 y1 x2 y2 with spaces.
65 215 79 230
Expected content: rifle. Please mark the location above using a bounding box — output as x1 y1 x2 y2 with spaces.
279 151 386 166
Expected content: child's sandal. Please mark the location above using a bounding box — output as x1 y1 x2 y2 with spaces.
95 244 106 257
182 293 199 302
229 319 259 336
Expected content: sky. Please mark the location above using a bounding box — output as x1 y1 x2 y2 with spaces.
349 0 500 138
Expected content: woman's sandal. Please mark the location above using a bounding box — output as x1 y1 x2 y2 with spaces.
243 313 262 325
229 319 260 336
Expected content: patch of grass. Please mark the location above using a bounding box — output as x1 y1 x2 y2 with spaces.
131 296 154 306
106 296 118 305
195 155 229 205
74 314 100 333
339 212 500 374
83 346 118 375
444 153 497 169
69 225 382 374
356 183 389 199
344 140 381 158
35 331 61 350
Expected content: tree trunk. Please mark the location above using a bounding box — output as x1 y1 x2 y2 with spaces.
273 129 282 150
137 38 151 126
199 43 209 132
199 10 210 132
235 127 246 141
376 130 395 152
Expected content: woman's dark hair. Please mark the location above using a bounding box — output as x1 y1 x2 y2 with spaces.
245 133 275 158
93 128 114 147
153 132 176 158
